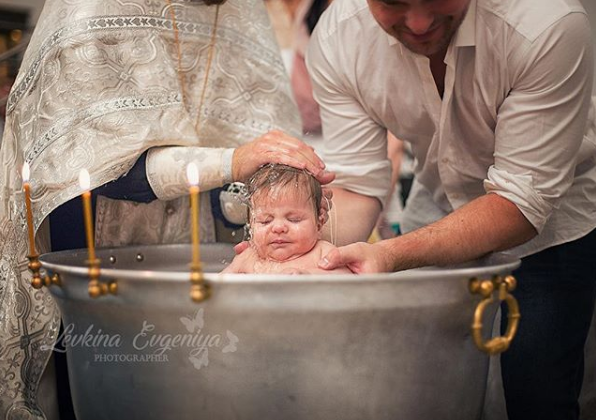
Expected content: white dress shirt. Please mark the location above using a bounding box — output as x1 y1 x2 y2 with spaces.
306 0 595 257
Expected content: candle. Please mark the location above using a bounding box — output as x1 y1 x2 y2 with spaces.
79 169 96 262
187 163 201 268
22 162 36 256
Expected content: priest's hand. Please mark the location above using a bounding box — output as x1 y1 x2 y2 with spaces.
232 130 335 185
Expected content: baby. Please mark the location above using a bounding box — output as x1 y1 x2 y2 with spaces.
221 164 351 274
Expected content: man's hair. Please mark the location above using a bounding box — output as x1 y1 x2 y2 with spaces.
247 164 322 217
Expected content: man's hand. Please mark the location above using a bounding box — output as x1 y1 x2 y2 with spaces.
234 241 250 254
232 130 335 185
318 242 394 274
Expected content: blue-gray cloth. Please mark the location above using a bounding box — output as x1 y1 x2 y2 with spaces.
49 151 157 252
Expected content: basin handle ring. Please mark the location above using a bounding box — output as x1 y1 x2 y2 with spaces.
469 275 520 355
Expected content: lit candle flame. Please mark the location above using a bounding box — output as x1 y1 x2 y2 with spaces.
22 162 30 183
79 169 91 190
186 163 199 186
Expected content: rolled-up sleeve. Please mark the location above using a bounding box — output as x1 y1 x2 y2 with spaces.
306 24 391 207
484 12 594 233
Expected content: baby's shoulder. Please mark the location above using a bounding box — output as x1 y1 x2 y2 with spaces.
234 246 258 262
221 246 259 273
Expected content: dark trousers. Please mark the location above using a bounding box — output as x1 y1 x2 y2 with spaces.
501 230 595 420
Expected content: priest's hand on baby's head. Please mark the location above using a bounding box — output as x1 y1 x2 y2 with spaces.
232 131 335 184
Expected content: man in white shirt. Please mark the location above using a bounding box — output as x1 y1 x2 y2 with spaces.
307 0 595 418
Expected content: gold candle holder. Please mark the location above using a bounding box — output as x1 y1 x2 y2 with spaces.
187 163 210 302
79 170 96 261
27 254 62 289
79 169 116 298
23 163 61 289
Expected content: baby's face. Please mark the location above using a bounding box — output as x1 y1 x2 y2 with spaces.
250 189 320 262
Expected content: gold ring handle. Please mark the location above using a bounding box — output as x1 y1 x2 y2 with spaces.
469 275 520 355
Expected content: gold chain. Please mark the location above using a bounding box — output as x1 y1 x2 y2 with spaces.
165 0 220 133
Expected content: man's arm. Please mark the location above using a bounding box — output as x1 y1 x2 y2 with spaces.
322 187 381 245
320 193 536 273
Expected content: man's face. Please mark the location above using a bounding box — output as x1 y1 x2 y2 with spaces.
367 0 470 57
250 188 320 262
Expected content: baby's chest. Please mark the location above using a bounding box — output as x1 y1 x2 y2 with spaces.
253 252 319 273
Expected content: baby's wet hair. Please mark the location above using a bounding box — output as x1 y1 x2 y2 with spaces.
247 163 322 217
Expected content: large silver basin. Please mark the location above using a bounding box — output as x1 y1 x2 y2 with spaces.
40 244 520 420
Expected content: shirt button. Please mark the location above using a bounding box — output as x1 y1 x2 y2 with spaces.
166 205 175 215
441 158 449 164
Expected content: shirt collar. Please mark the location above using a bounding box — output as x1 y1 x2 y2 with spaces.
452 0 476 47
386 32 399 47
386 0 477 48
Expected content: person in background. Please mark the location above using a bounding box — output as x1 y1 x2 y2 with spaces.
307 0 595 419
222 163 349 274
289 0 329 140
266 0 331 152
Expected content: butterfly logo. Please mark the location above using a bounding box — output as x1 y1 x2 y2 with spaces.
189 348 209 370
222 330 239 354
180 308 204 333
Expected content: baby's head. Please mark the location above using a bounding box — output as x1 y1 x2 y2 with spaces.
247 164 323 262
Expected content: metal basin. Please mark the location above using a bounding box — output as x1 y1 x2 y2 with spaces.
40 244 520 420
